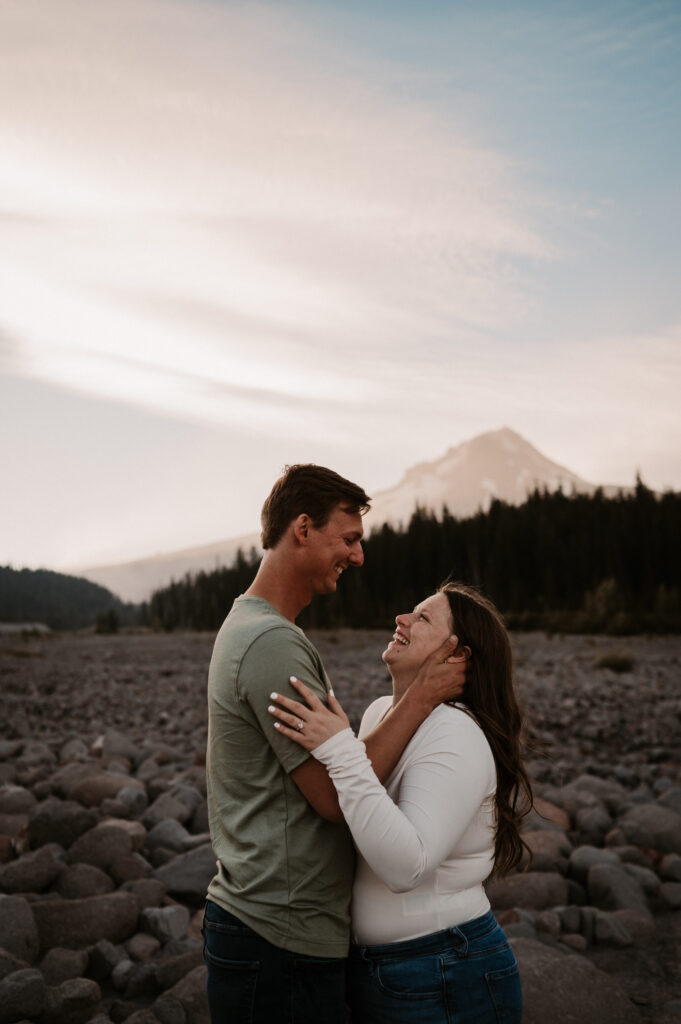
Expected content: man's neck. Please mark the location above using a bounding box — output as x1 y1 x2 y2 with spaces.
245 551 311 623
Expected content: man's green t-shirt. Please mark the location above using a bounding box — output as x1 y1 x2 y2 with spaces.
206 595 354 957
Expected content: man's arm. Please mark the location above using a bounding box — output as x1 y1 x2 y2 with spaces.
291 635 467 822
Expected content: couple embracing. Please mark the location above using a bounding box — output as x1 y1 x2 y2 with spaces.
203 464 531 1024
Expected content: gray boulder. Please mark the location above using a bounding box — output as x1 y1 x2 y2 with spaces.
56 863 116 899
165 964 209 1024
32 892 140 951
153 991 187 1024
486 871 568 911
659 852 681 881
617 803 681 855
146 819 192 854
511 936 640 1023
660 881 681 909
152 844 217 900
43 976 101 1024
121 877 167 909
657 786 681 816
118 785 149 816
0 894 39 962
587 864 650 917
40 946 89 986
0 844 64 894
102 729 142 765
569 845 620 884
0 785 36 815
87 938 128 981
67 773 142 807
59 739 89 762
28 799 97 850
66 823 134 870
574 806 612 846
523 830 573 874
622 863 659 898
140 905 190 944
0 967 46 1024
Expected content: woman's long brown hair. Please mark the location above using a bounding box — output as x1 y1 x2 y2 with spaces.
439 581 533 877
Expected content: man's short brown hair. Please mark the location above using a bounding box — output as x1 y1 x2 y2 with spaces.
260 464 371 549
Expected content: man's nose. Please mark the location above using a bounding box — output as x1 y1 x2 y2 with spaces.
349 541 364 566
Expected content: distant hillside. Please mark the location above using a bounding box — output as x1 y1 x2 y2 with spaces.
0 566 137 631
72 533 261 605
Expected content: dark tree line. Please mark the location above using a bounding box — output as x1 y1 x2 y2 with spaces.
148 480 681 634
0 567 135 631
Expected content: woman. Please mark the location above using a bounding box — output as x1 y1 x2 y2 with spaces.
268 581 531 1024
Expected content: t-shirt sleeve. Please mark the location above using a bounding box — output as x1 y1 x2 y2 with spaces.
237 626 330 775
312 709 496 892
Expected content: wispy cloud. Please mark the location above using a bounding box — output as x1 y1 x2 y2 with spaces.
0 0 552 434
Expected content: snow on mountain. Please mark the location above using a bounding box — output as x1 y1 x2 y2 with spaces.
363 427 600 532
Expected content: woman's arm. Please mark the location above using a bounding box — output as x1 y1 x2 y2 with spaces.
270 685 495 892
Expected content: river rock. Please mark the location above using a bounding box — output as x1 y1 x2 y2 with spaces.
32 892 140 951
140 906 190 944
67 773 139 807
118 785 149 816
0 894 39 962
146 820 192 854
165 964 209 1024
486 871 568 911
67 824 134 870
568 845 620 884
126 932 161 961
0 785 36 815
587 864 650 917
101 729 142 766
122 878 167 909
0 843 64 894
511 936 640 1023
616 803 681 855
0 967 46 1024
659 852 681 881
28 799 97 850
657 786 681 816
87 938 128 981
40 946 89 986
152 844 217 900
574 805 613 846
522 830 573 874
56 863 116 899
660 881 681 909
154 949 204 993
59 739 89 762
43 976 101 1024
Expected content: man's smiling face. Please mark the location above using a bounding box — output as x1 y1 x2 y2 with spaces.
305 504 364 594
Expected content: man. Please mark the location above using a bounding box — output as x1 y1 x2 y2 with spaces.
203 464 466 1023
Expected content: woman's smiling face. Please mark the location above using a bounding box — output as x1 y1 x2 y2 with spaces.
382 592 454 673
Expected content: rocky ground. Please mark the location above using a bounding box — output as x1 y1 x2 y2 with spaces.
0 628 680 1023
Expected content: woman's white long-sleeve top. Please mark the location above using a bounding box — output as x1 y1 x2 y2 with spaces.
312 698 497 945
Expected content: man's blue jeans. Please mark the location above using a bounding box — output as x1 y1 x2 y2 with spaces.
202 899 348 1024
348 910 522 1023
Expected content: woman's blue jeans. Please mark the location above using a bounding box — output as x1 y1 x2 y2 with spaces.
202 899 348 1024
348 910 521 1023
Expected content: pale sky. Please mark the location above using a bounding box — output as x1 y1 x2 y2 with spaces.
1 0 680 570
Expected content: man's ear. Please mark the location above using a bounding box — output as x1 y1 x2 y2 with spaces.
292 514 310 545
